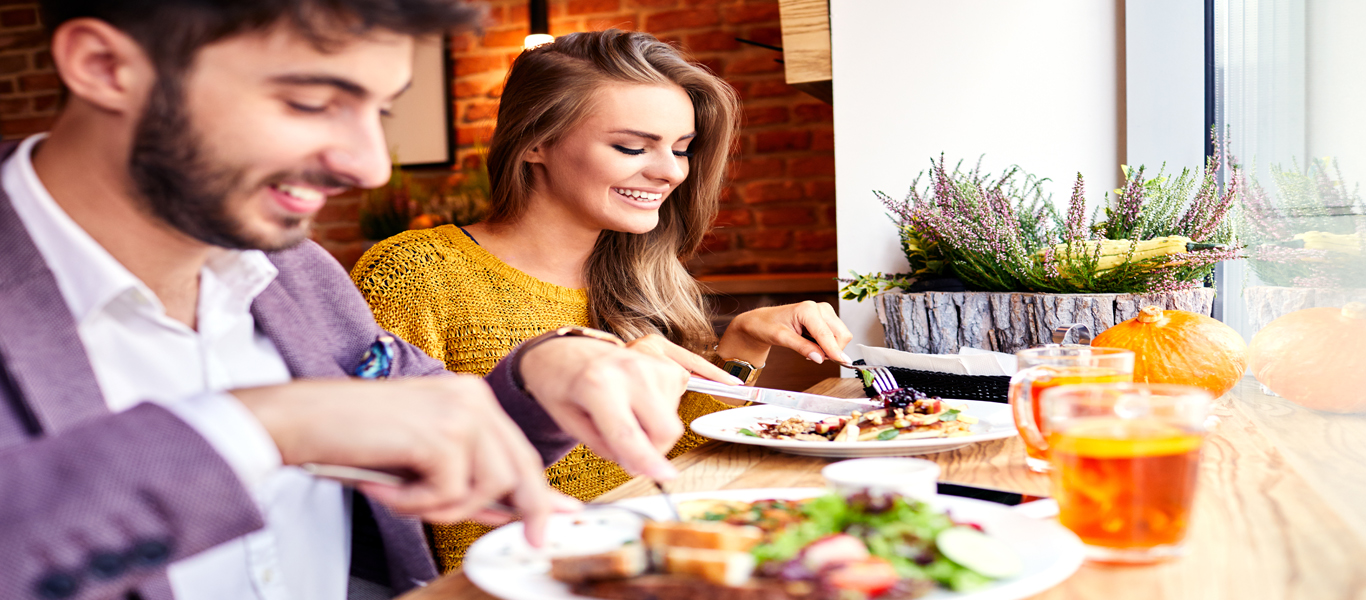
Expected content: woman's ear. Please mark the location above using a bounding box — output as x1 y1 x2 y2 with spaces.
49 18 156 115
523 144 546 164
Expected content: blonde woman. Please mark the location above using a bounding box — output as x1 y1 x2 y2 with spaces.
352 29 852 570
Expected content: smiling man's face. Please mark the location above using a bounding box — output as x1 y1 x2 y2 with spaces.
128 23 412 250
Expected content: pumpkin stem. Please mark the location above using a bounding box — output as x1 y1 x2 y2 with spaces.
1137 305 1165 324
1344 302 1366 320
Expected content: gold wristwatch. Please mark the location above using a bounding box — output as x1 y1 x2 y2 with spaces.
717 357 763 386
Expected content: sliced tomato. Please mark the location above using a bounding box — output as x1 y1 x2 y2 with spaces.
822 557 900 598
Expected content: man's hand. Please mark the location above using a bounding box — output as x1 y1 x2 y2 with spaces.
518 337 690 481
231 377 562 546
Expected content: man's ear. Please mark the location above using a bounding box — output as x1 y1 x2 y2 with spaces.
49 18 156 114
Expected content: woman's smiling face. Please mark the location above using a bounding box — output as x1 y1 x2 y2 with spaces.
526 83 695 234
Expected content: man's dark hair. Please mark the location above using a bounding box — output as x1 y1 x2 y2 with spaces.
42 0 480 75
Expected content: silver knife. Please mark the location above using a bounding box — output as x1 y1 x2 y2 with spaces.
686 377 881 415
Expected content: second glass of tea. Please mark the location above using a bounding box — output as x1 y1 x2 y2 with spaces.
1040 383 1212 563
1009 345 1134 472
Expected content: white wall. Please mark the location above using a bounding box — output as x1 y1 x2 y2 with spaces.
1127 0 1207 174
832 0 1122 351
1307 0 1366 187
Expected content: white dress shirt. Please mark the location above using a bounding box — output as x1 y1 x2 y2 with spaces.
3 134 350 600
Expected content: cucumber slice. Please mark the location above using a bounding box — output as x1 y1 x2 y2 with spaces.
935 526 1023 579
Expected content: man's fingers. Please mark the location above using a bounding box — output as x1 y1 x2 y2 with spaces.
543 406 618 463
633 395 686 456
587 389 678 481
508 477 555 548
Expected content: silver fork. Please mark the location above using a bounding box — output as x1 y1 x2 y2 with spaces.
836 361 900 395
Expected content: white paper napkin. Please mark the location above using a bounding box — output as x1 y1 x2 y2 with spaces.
857 344 1018 376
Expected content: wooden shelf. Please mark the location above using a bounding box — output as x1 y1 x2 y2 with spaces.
778 0 832 103
696 272 838 296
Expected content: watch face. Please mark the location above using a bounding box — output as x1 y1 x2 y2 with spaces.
722 361 755 382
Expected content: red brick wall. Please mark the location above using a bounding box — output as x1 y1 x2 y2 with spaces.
0 2 57 139
0 0 838 277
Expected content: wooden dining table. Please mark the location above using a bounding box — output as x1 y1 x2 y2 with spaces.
400 376 1366 600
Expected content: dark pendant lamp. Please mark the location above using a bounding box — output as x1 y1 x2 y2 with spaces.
524 0 553 49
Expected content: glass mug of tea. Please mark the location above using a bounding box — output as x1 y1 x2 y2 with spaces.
1039 383 1212 563
1008 346 1134 472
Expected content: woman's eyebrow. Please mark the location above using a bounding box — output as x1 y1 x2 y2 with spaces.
610 129 662 141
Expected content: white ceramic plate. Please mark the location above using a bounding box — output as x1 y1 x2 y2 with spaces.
689 401 1017 457
464 488 1083 600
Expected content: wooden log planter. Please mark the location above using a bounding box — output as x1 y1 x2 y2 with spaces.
874 288 1217 354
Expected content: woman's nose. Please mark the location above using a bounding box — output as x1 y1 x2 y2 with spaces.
645 151 688 186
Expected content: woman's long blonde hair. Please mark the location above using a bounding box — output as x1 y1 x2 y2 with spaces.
485 29 739 353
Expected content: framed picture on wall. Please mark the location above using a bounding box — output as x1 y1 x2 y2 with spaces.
380 34 454 168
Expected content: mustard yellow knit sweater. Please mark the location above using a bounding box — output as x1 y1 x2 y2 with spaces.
350 224 733 572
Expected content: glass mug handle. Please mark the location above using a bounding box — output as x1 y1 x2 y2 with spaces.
1009 368 1050 452
1051 323 1093 345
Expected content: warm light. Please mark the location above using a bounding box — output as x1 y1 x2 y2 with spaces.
524 33 554 49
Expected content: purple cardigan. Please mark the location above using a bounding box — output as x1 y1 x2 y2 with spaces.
0 141 576 599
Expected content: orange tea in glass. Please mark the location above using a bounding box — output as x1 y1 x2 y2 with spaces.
1041 383 1212 563
1009 346 1134 472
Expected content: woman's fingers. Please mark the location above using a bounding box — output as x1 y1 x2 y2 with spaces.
629 334 742 384
670 348 742 384
795 303 852 363
770 325 826 363
818 302 855 349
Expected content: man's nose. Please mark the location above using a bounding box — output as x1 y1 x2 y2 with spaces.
322 115 392 189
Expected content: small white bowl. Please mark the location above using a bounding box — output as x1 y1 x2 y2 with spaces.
821 457 941 503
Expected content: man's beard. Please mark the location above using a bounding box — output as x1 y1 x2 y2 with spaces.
127 79 332 251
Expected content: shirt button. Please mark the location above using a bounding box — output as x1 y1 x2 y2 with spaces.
88 551 126 579
34 572 80 599
128 540 171 567
261 568 275 583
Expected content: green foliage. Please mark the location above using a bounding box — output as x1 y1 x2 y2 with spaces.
750 494 990 591
839 271 919 302
1241 157 1366 288
358 149 491 241
844 150 1242 300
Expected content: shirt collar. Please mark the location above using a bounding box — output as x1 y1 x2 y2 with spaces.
1 133 278 326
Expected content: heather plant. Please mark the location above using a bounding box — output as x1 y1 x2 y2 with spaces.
841 147 1242 299
1241 158 1366 288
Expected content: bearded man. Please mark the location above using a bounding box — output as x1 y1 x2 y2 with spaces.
0 2 695 599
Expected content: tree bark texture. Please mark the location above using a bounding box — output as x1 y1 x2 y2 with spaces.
874 288 1217 354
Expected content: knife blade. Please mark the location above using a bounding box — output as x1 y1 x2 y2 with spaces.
686 377 882 415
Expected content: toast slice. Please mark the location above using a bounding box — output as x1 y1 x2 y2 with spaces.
662 546 756 586
549 542 648 584
642 520 764 552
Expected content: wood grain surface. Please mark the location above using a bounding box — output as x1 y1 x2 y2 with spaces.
399 377 1366 600
776 0 831 86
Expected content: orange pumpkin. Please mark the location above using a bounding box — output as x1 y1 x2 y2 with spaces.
1248 302 1366 414
1092 305 1248 397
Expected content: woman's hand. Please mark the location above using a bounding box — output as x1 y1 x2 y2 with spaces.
717 301 853 368
627 334 744 385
